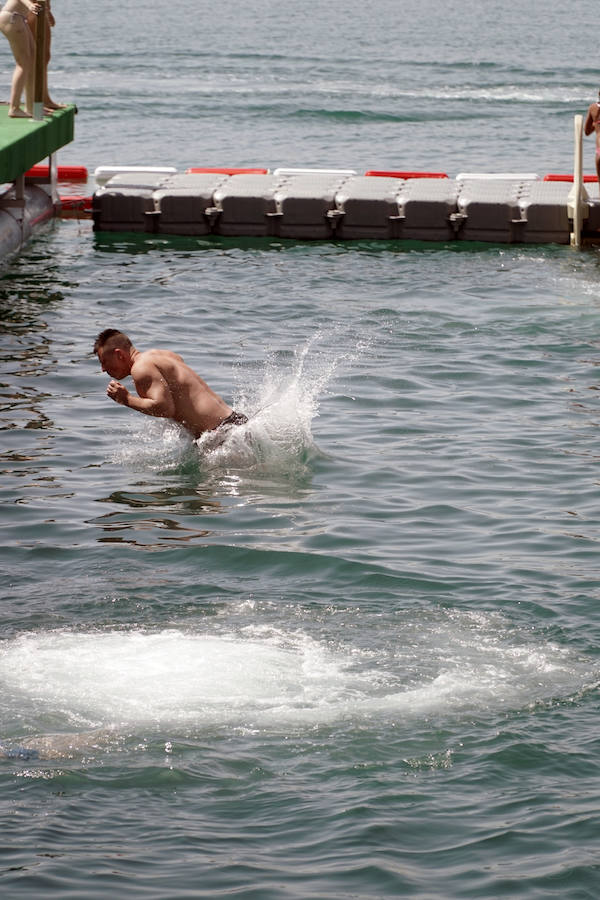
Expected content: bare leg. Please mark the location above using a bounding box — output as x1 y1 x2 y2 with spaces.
0 13 35 116
596 153 600 198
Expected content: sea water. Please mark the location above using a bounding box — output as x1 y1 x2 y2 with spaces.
1 1 600 897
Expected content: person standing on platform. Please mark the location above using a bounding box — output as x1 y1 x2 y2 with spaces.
584 90 600 194
0 0 41 117
26 0 64 109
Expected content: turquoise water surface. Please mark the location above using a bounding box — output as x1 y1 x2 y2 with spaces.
1 1 600 897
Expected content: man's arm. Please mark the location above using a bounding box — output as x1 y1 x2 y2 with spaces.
107 363 176 420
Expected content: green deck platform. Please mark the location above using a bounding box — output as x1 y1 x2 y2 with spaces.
0 104 75 183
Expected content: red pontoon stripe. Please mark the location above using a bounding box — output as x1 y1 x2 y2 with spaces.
365 170 448 179
185 167 269 175
25 165 88 181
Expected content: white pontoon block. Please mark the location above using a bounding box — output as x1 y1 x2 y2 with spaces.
455 173 540 182
94 166 177 187
273 168 357 178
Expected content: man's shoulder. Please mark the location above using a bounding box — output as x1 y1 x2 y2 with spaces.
134 348 171 365
131 349 165 375
131 349 187 379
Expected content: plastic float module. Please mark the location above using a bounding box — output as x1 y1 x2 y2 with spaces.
89 165 581 244
153 173 231 235
455 172 540 181
332 176 406 240
272 172 356 240
210 174 288 237
93 165 177 187
454 177 531 242
519 180 579 244
272 167 357 178
93 172 176 232
398 178 460 241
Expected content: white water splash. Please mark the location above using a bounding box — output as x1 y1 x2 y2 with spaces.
0 610 595 757
113 329 364 475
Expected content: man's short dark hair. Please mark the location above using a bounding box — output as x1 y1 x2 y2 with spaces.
93 329 132 355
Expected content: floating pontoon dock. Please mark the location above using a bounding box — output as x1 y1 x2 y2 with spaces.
91 115 600 247
92 167 600 245
0 104 75 259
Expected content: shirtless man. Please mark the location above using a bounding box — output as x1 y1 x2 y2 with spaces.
584 91 600 194
0 0 41 117
93 329 247 439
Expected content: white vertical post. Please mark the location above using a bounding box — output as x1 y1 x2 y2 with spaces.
569 114 587 248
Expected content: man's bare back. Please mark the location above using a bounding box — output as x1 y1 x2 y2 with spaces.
93 330 244 439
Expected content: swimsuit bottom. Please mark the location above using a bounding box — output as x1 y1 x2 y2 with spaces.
196 409 249 451
216 410 248 429
0 8 28 25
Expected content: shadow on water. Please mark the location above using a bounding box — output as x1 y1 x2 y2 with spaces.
89 482 222 546
93 230 575 258
88 436 319 548
94 232 598 260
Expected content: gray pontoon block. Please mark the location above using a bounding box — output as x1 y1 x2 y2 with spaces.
275 174 353 239
92 187 157 232
333 176 404 239
100 173 171 191
398 179 459 241
456 179 529 242
153 173 230 234
212 174 286 236
517 181 572 244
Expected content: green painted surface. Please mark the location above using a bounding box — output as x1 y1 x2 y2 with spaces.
0 105 75 183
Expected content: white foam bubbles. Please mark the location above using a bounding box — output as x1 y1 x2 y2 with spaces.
0 629 354 732
112 419 194 472
195 328 367 472
0 612 595 744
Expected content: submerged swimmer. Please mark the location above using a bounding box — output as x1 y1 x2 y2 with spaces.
93 329 247 440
